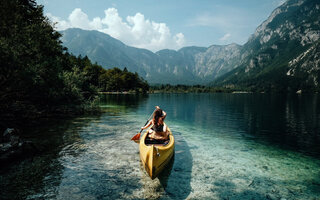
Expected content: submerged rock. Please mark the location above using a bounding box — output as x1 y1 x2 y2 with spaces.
0 128 39 166
2 128 17 142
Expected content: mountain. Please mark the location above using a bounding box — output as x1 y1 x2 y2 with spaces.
60 28 242 85
60 28 155 77
61 0 320 90
287 41 320 88
214 0 320 91
193 43 241 81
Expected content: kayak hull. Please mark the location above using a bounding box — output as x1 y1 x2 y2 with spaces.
139 125 174 179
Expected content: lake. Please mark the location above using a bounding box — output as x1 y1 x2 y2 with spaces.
1 93 320 199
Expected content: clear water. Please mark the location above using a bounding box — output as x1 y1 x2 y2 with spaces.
1 93 320 199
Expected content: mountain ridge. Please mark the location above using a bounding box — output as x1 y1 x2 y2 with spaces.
213 0 320 91
61 28 240 84
61 0 320 91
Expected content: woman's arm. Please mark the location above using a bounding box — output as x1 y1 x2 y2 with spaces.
141 120 152 130
156 105 166 121
162 111 167 120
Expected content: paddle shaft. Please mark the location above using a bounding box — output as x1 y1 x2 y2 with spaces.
139 109 156 133
131 108 156 141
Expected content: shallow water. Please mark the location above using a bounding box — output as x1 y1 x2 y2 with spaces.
1 93 320 199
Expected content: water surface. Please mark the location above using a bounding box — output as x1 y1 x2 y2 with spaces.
1 93 320 199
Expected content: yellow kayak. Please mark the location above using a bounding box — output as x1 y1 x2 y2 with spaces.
139 124 175 179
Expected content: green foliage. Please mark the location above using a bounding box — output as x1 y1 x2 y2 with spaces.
99 67 149 93
150 84 232 93
0 0 149 121
0 0 70 108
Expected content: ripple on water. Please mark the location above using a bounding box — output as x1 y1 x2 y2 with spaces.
169 122 320 200
36 113 320 200
2 95 320 200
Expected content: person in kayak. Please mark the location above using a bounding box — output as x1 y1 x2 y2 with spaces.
141 106 169 141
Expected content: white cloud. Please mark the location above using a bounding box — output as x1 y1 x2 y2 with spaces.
220 33 231 41
47 8 185 52
68 8 91 30
46 13 70 30
175 33 185 46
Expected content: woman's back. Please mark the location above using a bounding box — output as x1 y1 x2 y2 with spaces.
152 123 164 132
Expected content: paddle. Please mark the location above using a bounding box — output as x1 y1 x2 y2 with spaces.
131 109 156 141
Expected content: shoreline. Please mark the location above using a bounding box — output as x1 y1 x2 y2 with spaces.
98 90 317 94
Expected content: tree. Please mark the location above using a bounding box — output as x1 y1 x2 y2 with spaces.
0 0 99 121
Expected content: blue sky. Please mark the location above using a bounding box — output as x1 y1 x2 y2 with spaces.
37 0 286 52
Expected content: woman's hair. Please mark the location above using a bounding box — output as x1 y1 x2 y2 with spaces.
153 109 163 126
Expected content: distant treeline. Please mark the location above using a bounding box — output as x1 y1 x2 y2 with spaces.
150 84 234 93
0 0 148 123
98 67 149 93
69 55 149 93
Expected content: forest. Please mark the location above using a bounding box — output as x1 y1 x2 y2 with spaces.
0 0 148 127
150 84 234 93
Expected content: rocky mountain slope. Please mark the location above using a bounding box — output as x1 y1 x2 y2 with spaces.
61 0 320 91
287 41 320 87
214 0 320 91
61 28 241 85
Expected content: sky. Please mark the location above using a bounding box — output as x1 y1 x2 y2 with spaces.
36 0 286 52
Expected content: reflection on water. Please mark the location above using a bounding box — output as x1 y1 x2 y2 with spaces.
161 132 192 199
240 94 320 156
145 93 320 157
99 94 148 110
0 93 320 199
0 118 89 199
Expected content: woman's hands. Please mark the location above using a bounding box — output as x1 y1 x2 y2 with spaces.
141 120 152 130
155 106 160 110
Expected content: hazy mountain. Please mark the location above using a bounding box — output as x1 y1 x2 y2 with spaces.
61 28 242 84
61 0 320 90
193 43 242 81
214 0 320 91
60 28 155 77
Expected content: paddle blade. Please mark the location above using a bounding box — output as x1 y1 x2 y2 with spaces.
133 139 140 144
131 132 141 141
